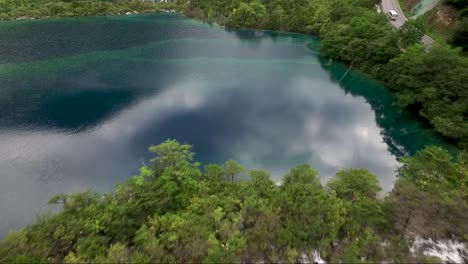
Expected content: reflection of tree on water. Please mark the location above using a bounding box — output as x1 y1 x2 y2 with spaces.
224 26 315 45
223 27 278 48
317 55 457 158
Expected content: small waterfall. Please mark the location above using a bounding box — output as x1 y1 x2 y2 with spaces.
411 236 468 263
411 0 441 18
299 250 327 264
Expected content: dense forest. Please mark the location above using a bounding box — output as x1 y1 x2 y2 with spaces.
184 0 468 150
401 0 468 53
0 140 467 263
446 0 468 52
0 0 180 20
0 1 467 261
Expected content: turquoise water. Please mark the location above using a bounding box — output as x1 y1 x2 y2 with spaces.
0 14 452 236
411 0 440 17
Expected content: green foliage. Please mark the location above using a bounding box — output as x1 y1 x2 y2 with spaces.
224 159 244 182
0 0 180 20
450 18 468 53
328 169 381 200
385 45 468 144
399 146 458 193
327 169 393 261
282 164 320 187
149 139 196 170
3 140 457 262
0 230 48 263
0 0 465 259
185 0 468 149
229 1 266 28
391 147 468 239
3 0 468 150
341 229 384 263
421 255 444 263
398 20 425 48
276 165 347 252
204 164 225 183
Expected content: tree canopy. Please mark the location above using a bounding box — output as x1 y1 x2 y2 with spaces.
0 140 466 263
0 0 181 20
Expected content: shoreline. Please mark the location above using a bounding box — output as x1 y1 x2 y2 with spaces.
0 10 464 151
0 7 182 22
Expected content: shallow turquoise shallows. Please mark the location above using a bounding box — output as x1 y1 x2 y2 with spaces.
0 13 452 236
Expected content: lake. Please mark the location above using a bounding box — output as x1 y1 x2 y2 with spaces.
0 13 450 236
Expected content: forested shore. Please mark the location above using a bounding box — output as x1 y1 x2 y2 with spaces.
1 140 467 263
0 0 182 20
185 0 468 150
0 2 467 262
1 0 467 149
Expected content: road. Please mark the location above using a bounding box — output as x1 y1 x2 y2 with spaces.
381 0 434 45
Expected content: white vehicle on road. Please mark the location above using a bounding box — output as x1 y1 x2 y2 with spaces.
388 10 398 20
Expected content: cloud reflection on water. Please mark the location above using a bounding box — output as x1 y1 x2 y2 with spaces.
0 14 443 237
0 79 207 235
0 72 401 235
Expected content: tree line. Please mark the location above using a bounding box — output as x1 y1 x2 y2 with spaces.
0 0 181 20
0 140 467 263
1 0 466 149
184 0 468 150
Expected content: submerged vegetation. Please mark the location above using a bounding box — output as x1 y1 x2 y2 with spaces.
0 140 467 263
185 0 468 150
0 0 466 147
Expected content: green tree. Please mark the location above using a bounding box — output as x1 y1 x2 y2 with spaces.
232 1 265 27
204 164 225 183
149 139 195 171
385 45 468 145
224 159 244 182
328 169 381 200
398 20 425 48
391 147 468 239
328 169 389 238
279 165 346 250
0 141 465 263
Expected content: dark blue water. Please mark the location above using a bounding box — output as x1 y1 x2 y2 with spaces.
0 13 452 236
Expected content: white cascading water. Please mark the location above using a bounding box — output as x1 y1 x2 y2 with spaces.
296 240 467 263
299 250 327 264
411 236 468 263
